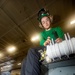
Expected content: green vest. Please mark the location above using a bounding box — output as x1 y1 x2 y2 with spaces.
39 27 64 46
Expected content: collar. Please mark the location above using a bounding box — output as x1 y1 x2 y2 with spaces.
45 28 51 31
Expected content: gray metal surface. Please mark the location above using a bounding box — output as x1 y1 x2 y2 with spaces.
44 57 75 75
47 58 75 69
48 66 75 75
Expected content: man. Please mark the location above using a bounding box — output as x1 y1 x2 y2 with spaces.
21 8 64 75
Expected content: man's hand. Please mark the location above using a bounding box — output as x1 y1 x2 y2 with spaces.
55 38 62 43
44 37 51 46
44 37 62 46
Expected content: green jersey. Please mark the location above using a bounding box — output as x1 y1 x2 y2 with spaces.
39 27 64 46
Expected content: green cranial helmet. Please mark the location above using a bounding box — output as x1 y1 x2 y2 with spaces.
37 8 50 22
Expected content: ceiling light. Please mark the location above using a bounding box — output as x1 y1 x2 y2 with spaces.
17 63 21 65
70 20 75 24
7 46 16 53
31 35 40 42
0 53 3 58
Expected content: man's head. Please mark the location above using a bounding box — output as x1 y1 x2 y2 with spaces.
37 8 53 29
38 8 52 29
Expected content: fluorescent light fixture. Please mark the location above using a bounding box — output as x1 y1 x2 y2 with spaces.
7 46 16 53
70 20 75 24
0 53 3 58
18 63 21 65
31 35 40 42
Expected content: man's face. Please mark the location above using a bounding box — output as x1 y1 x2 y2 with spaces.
41 16 51 29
